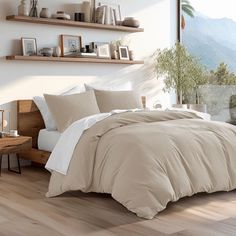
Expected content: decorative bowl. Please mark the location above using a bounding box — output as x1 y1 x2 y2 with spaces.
122 17 140 28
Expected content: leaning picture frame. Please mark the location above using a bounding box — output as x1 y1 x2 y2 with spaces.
21 38 37 56
60 35 82 57
92 42 111 59
118 46 130 60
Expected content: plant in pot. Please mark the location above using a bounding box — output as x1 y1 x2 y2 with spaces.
188 63 208 112
155 42 206 109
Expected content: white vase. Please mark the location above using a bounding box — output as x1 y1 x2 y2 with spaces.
82 1 91 23
53 46 61 57
18 0 29 16
40 8 51 18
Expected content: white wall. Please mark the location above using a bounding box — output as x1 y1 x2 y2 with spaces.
0 0 177 168
0 0 177 120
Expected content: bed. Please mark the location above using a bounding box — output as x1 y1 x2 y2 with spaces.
17 99 236 220
38 129 60 152
17 100 51 164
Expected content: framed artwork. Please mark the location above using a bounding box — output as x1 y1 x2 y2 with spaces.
60 35 82 57
93 42 111 59
118 46 130 60
21 38 37 56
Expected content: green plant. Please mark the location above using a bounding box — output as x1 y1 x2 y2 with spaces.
209 62 236 85
155 43 207 104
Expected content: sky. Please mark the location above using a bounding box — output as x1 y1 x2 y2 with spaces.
190 0 236 21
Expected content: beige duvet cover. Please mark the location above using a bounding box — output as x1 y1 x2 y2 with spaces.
47 111 236 219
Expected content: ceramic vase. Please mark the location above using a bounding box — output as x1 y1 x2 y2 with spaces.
40 8 50 18
18 0 29 16
29 0 38 17
82 1 91 23
53 46 61 57
129 50 134 61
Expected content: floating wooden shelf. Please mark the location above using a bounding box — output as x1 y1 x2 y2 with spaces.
6 55 144 65
6 15 144 33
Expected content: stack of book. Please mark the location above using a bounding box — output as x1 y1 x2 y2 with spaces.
95 4 121 25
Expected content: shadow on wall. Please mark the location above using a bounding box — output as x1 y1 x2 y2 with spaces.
0 0 174 109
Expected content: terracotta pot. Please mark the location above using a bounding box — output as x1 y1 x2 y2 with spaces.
188 104 207 113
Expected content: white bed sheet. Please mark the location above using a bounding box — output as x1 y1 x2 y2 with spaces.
38 129 61 152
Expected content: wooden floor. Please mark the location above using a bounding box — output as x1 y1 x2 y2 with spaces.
0 167 236 236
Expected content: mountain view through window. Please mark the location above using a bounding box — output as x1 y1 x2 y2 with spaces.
182 0 236 123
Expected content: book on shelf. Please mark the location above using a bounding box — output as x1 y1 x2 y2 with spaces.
95 5 106 24
95 4 118 25
110 7 116 26
77 52 97 58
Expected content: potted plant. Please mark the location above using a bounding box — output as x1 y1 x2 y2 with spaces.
188 63 208 112
155 43 207 109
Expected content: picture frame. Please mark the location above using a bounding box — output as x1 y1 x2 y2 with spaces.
118 46 130 60
21 38 37 56
60 35 82 57
92 42 111 59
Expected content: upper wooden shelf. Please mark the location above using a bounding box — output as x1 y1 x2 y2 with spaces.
6 15 144 33
6 55 144 65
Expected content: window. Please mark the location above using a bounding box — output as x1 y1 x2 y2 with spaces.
180 0 236 123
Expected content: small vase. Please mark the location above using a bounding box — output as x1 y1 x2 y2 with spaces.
40 8 50 18
53 46 61 57
129 50 134 61
82 1 91 23
18 0 29 16
29 0 38 17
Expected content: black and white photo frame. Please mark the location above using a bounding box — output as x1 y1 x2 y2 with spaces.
118 46 130 60
22 38 37 56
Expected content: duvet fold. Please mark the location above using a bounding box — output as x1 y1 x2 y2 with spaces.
46 110 236 219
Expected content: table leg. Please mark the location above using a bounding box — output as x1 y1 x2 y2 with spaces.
7 155 10 172
0 155 2 176
8 154 21 174
17 154 21 174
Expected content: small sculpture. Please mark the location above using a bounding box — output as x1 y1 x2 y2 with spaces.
29 0 38 18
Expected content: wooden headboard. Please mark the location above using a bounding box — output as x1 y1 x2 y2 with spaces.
17 100 45 148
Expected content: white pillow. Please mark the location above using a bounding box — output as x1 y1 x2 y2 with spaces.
33 96 57 131
33 85 85 131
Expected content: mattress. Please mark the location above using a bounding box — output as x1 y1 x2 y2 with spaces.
38 129 61 152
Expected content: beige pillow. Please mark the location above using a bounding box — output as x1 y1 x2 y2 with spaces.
44 90 100 133
94 89 143 113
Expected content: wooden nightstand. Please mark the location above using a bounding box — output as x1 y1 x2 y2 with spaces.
0 136 32 175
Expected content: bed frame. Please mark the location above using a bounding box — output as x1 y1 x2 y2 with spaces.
17 100 50 165
17 97 147 165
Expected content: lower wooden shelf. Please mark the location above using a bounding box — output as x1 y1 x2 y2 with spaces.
6 55 144 65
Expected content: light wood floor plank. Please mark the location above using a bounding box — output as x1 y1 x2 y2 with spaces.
0 167 236 236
